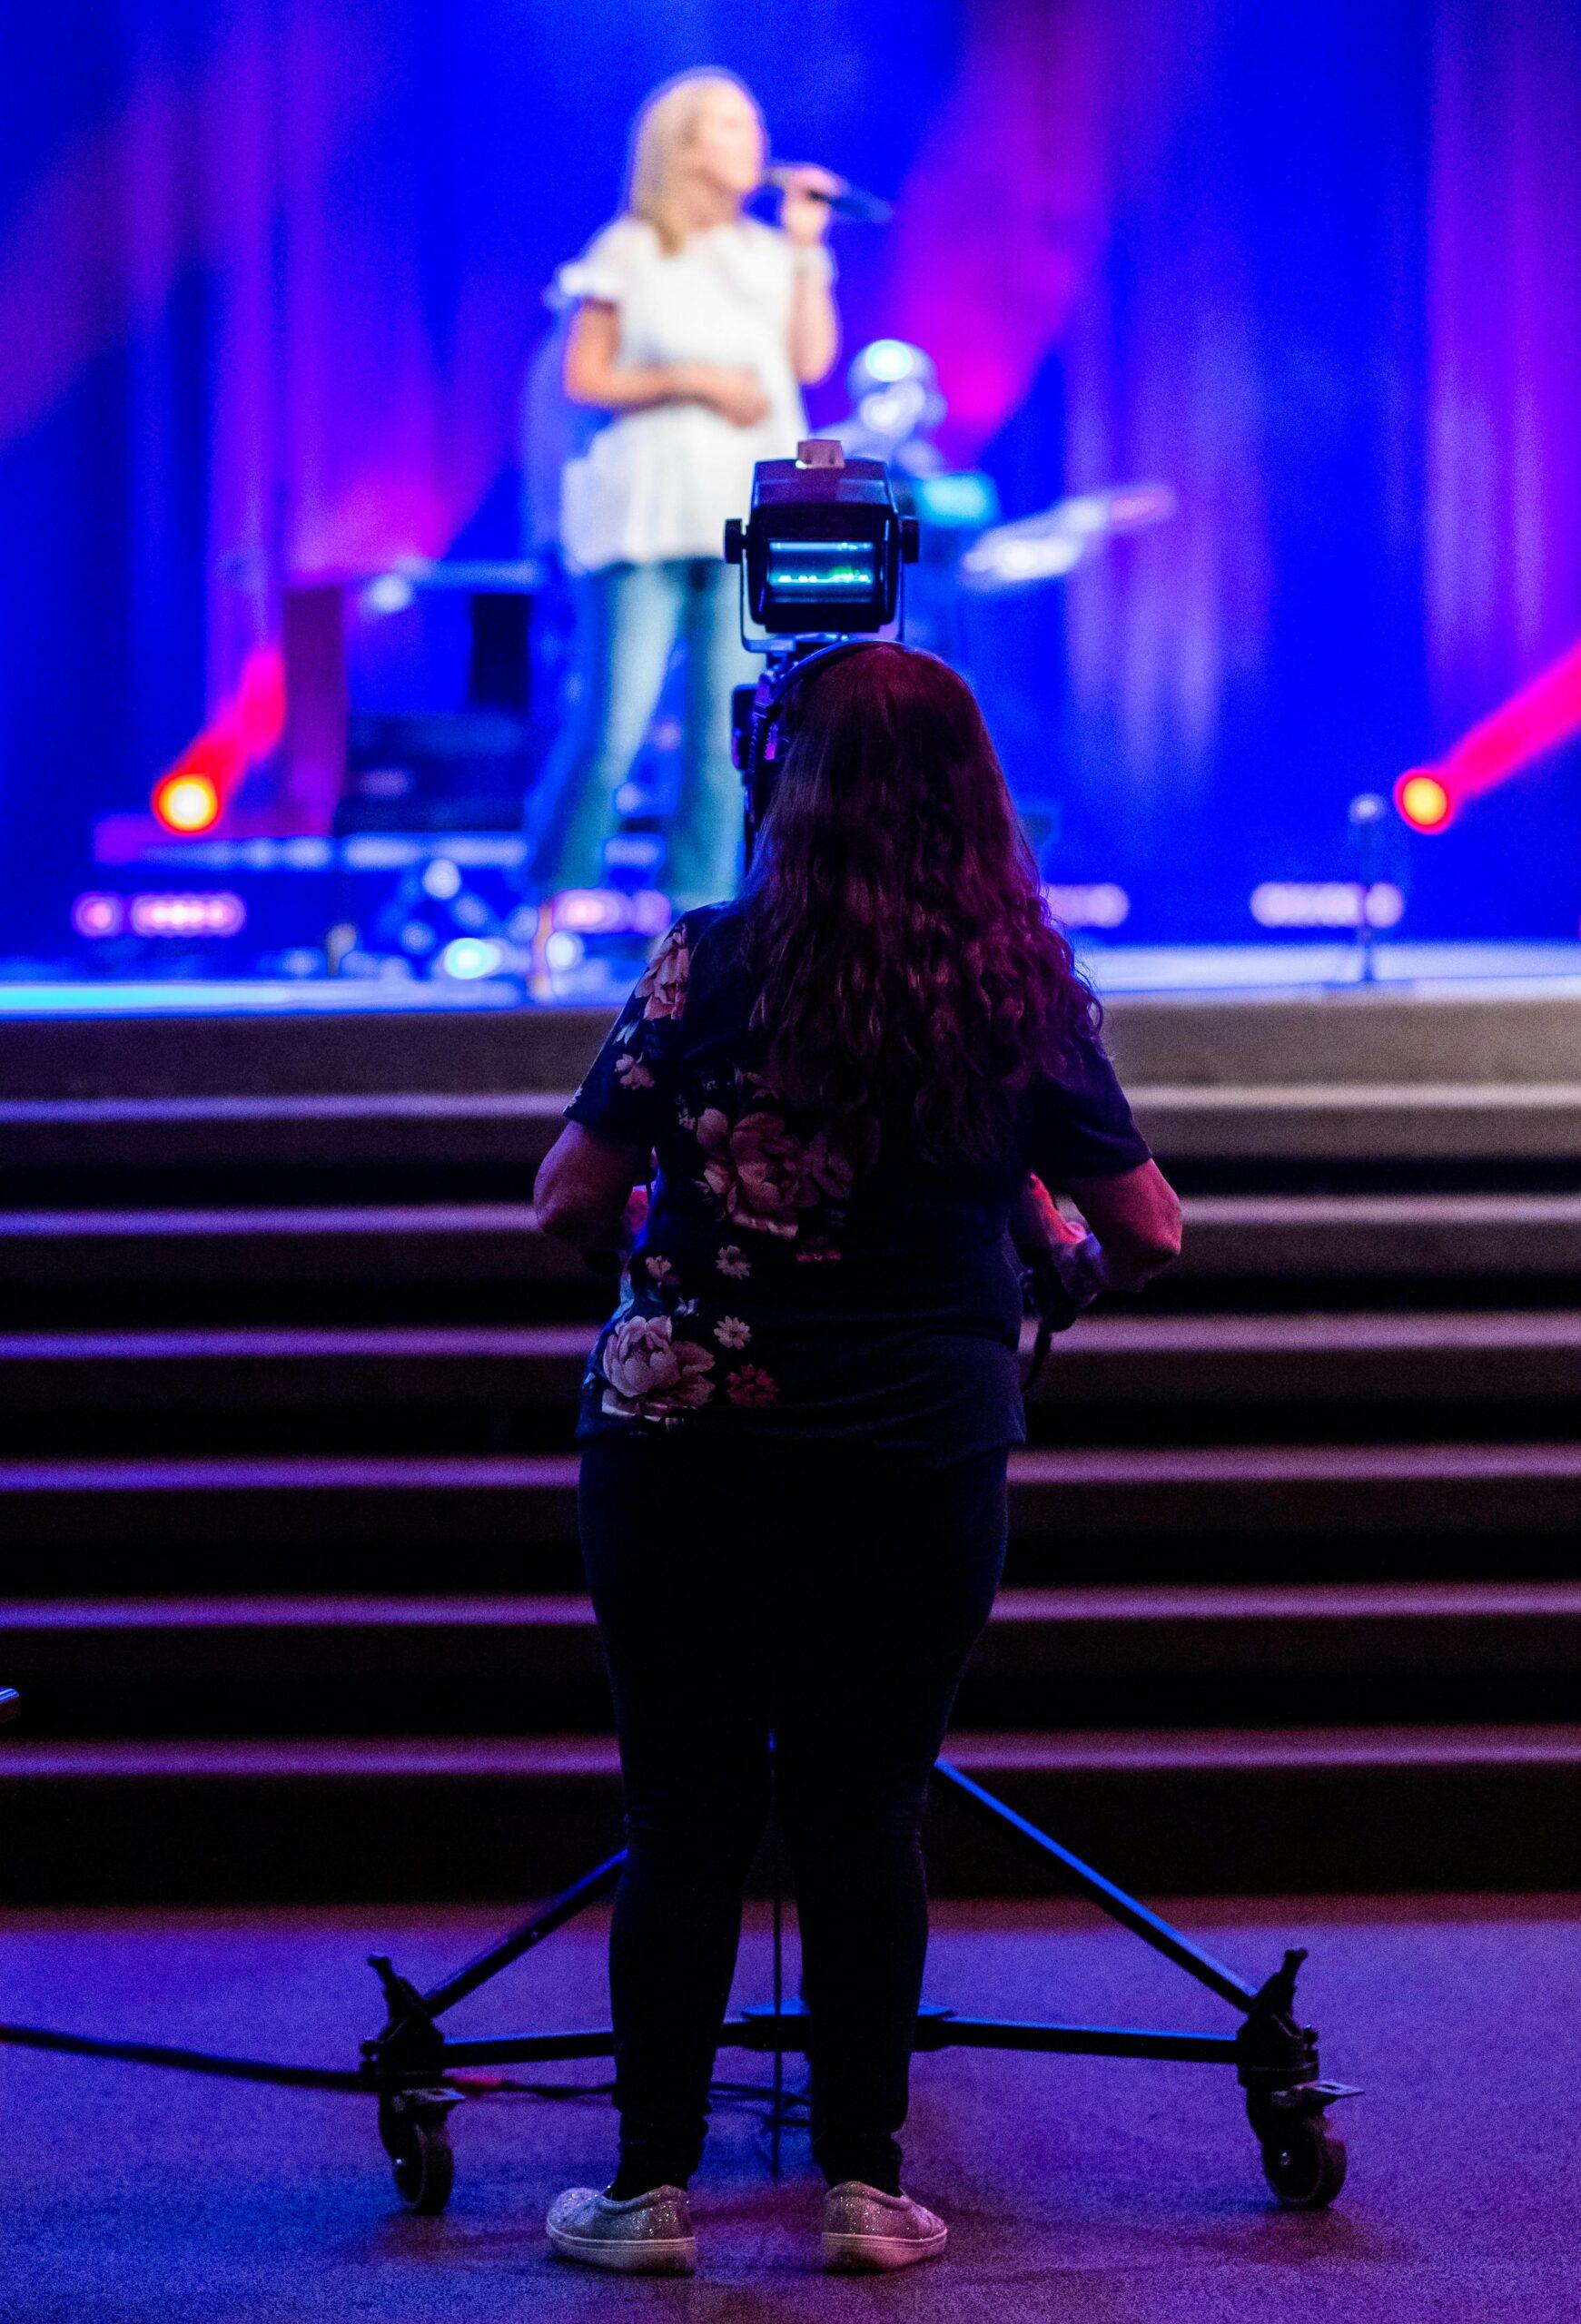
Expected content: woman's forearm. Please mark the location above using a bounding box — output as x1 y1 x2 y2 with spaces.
565 357 698 415
788 265 838 384
1062 1163 1184 1288
562 302 711 415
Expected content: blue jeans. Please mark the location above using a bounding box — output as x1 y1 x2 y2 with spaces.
578 1432 1011 2193
526 558 753 910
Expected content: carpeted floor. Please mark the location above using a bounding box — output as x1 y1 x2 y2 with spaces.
1 1892 1575 2322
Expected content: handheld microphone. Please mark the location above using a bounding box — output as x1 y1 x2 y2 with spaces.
764 165 893 225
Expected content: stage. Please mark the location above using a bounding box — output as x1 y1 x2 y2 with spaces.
5 939 1581 1019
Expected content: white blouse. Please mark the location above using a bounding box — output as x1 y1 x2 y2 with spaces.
554 215 814 574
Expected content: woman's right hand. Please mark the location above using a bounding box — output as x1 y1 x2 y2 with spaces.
1013 1173 1085 1254
680 364 772 427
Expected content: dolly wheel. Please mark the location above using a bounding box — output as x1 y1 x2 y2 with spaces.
1260 2116 1347 2210
380 2102 455 2215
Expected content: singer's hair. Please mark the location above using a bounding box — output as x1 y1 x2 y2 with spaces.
738 646 1102 1166
626 71 763 252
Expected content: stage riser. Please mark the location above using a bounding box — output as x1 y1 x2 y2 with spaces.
1135 1091 1581 1166
2 1320 1580 1452
2 1202 1578 1306
10 1677 1576 1742
0 1010 603 1102
1103 993 1581 1089
2 1748 1576 1903
4 1459 1579 1569
5 988 1581 1098
8 1594 1581 1738
5 1090 1581 1177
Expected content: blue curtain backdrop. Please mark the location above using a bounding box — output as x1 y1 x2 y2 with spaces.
2 0 1578 950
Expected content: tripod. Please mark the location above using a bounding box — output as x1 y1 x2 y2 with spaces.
351 1755 1358 2215
0 1748 1356 2216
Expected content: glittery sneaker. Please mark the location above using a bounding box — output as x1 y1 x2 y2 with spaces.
545 2182 697 2273
822 2181 948 2271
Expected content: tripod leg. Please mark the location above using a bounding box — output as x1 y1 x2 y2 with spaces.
771 1836 785 2176
417 1850 626 2022
768 1736 787 2176
934 1759 1256 2009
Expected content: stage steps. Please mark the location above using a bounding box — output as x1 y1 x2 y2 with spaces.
2 982 1579 1900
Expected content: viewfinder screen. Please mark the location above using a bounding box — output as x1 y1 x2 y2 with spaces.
765 538 879 597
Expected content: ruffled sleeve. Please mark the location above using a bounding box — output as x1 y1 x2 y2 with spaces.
550 216 650 310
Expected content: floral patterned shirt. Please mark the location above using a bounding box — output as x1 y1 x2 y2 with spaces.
563 904 1151 1464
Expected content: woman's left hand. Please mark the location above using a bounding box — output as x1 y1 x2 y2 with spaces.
776 164 840 247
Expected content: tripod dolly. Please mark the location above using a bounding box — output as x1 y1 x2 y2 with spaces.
1 1746 1357 2218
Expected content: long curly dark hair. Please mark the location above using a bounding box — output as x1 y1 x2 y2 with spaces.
737 644 1101 1165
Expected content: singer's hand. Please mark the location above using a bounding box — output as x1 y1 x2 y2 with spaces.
682 364 772 428
776 163 841 246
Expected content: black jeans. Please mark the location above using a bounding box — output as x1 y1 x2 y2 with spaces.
578 1430 1010 2194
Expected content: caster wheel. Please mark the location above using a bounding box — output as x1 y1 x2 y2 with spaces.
1260 2116 1347 2210
380 2100 455 2215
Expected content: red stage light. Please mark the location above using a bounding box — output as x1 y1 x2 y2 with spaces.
1394 770 1453 832
1397 635 1581 831
153 773 222 833
148 645 286 836
234 645 287 758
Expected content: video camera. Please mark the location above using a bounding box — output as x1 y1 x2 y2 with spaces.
724 440 919 862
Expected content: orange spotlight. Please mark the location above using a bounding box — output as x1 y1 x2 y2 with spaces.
153 773 222 834
1394 769 1453 832
148 645 286 835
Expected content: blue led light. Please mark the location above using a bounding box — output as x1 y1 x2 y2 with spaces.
863 338 919 383
439 937 503 980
